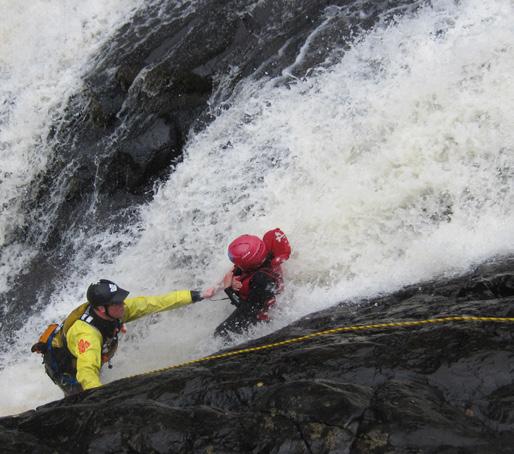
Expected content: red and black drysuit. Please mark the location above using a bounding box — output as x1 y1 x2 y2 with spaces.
215 258 283 338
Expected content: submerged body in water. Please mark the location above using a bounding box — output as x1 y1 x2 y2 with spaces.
216 228 292 338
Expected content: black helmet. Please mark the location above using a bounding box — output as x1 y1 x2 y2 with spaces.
87 279 129 307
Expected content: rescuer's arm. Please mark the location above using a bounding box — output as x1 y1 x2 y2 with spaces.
123 289 210 322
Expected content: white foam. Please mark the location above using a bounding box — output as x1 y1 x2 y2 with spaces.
1 0 514 416
0 0 146 293
0 355 62 416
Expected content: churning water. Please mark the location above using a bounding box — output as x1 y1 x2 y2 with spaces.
1 0 513 415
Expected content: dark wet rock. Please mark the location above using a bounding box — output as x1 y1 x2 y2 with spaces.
2 257 514 453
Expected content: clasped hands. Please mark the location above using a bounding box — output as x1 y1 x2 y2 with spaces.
223 270 242 291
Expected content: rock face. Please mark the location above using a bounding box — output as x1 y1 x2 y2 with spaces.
2 257 514 453
2 0 420 338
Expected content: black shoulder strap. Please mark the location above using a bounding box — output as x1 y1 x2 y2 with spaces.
80 305 95 324
79 305 120 341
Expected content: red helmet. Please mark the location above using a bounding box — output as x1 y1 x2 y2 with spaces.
228 234 268 270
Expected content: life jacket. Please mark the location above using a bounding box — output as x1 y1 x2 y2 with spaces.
75 304 122 365
237 263 285 301
32 303 123 373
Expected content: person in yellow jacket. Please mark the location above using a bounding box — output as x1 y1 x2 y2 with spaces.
32 279 215 396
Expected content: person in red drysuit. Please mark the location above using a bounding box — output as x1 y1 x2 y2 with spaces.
215 228 291 338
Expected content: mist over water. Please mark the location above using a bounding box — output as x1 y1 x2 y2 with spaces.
1 0 514 416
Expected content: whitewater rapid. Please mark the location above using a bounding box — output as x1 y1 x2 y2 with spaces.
1 0 513 416
0 0 150 293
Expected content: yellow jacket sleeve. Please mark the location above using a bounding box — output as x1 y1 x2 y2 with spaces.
66 320 103 390
123 290 193 323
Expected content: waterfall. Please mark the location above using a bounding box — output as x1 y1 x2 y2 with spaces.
1 0 513 416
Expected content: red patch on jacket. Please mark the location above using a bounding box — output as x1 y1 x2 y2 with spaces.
78 339 91 354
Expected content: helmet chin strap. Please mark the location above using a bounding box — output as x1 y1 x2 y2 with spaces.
104 305 119 321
